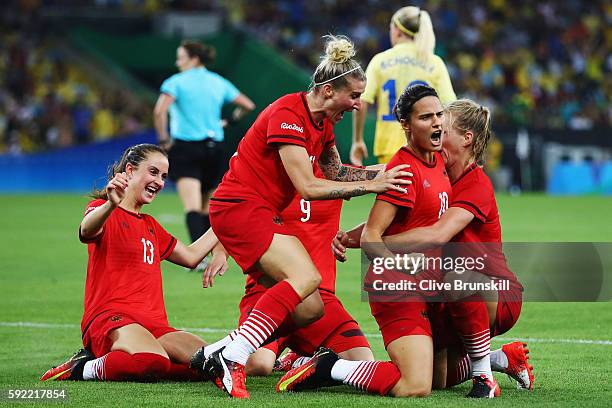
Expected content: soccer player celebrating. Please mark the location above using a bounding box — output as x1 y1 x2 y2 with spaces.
278 84 452 397
351 5 455 165
298 99 533 398
203 35 411 398
40 144 226 383
200 169 374 378
381 99 531 397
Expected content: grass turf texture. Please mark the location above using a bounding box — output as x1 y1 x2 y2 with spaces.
0 193 611 407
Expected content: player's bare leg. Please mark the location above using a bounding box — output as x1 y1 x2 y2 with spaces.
387 335 433 397
157 331 205 363
245 348 277 376
205 234 323 398
42 324 171 382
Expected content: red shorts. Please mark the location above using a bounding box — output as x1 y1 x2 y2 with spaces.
238 286 369 356
428 283 523 350
369 296 432 348
491 283 523 337
82 310 178 357
209 196 281 274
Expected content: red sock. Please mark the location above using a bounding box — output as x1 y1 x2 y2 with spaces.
224 281 302 365
164 363 206 381
88 351 171 381
447 298 491 359
332 360 401 396
261 319 296 348
446 353 471 387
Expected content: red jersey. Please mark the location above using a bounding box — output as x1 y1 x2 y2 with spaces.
214 92 335 211
79 199 177 333
378 148 451 235
365 148 450 295
449 164 521 287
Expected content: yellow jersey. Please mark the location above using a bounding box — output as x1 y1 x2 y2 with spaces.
361 42 456 161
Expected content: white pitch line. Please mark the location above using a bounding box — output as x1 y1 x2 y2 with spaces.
2 321 611 346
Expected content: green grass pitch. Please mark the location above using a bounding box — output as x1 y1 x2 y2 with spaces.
0 193 611 407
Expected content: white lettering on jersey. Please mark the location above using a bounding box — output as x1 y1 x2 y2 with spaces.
280 122 304 133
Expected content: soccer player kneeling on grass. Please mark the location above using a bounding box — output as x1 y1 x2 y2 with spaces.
277 96 534 398
198 35 411 399
199 182 374 378
40 144 227 383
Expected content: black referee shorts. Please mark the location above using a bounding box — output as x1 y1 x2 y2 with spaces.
168 139 227 192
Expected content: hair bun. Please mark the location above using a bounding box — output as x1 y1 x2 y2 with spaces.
324 35 356 64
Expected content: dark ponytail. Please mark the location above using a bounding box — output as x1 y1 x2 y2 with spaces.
91 144 167 199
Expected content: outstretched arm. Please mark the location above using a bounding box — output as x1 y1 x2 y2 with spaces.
167 228 221 269
319 144 379 182
383 207 474 252
279 144 411 201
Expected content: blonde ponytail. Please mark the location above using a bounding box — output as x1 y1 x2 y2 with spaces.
392 7 436 62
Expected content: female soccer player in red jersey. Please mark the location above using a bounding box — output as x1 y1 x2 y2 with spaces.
278 84 452 397
203 35 411 398
380 99 532 397
40 144 227 383
202 167 374 378
302 99 533 398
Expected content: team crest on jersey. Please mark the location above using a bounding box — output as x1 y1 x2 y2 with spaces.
423 179 431 188
121 221 129 229
148 227 155 235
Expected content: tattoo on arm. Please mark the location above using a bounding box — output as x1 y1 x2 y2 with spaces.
327 186 367 199
320 145 380 182
318 145 341 180
336 165 379 182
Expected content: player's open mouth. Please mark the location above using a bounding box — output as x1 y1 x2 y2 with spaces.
430 130 442 146
145 185 159 197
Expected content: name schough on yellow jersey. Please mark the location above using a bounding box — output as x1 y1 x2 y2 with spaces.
361 42 456 161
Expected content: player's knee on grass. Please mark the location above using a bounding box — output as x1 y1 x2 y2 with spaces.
390 378 432 398
245 351 275 376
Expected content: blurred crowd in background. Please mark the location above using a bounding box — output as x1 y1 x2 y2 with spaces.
1 0 610 154
229 0 610 131
0 26 148 154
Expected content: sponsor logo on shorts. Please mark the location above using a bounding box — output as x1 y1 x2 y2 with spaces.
280 122 304 133
272 216 284 225
110 315 123 322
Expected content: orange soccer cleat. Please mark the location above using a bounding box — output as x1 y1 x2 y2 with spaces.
502 341 535 391
40 348 94 381
204 349 249 399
